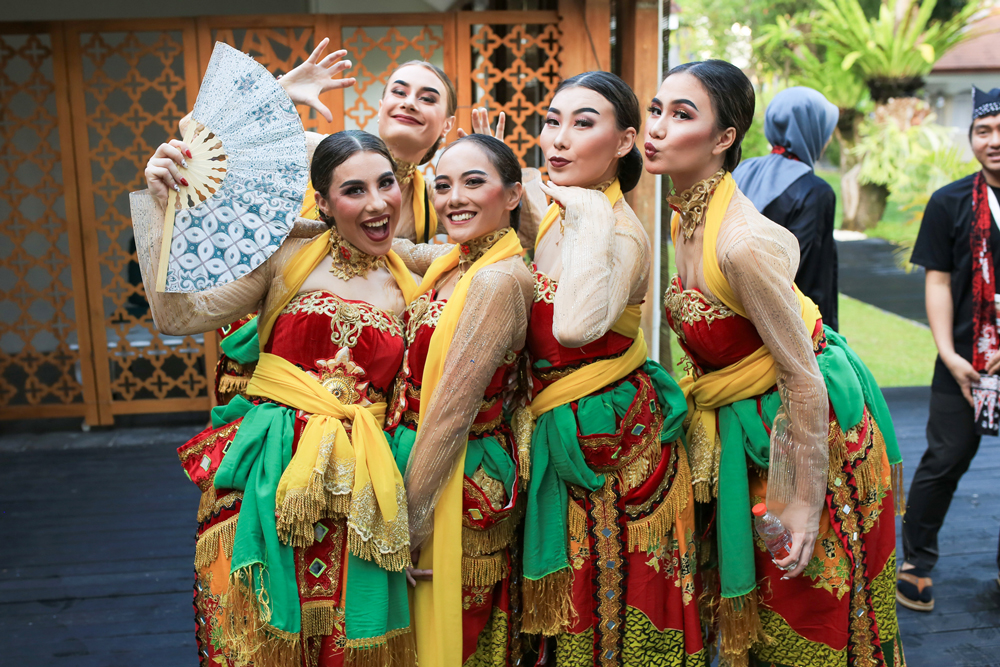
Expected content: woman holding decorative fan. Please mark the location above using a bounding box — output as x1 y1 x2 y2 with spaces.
384 134 532 667
135 45 427 666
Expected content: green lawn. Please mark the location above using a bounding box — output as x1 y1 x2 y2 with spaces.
816 169 920 247
836 294 936 387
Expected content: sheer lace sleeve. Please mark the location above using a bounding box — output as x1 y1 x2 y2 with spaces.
130 189 299 336
717 194 829 530
553 194 650 347
517 168 549 249
391 238 455 275
404 257 533 548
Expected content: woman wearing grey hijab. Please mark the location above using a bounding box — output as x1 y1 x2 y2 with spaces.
734 87 840 330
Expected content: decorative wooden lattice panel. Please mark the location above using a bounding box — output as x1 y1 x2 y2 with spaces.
0 12 566 423
0 28 94 419
67 24 209 419
341 24 446 134
203 22 337 135
462 18 561 169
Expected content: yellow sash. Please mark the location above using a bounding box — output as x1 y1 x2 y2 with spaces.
670 173 821 500
411 169 438 244
249 229 418 552
247 353 408 567
535 178 623 246
528 304 646 418
411 228 523 667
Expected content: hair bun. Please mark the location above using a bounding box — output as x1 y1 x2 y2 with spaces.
618 145 643 193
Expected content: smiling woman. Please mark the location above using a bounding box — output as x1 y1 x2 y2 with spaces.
138 129 429 667
385 135 533 667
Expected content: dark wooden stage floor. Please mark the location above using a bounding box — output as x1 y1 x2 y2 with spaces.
2 387 998 666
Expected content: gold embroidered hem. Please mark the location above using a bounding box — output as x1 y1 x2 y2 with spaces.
666 168 726 240
328 229 388 281
194 514 238 570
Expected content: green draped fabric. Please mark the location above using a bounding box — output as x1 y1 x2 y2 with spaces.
211 399 412 644
523 360 688 581
213 401 300 636
714 325 901 599
387 425 517 499
220 319 261 365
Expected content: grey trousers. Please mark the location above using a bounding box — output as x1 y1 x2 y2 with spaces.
901 390 1000 571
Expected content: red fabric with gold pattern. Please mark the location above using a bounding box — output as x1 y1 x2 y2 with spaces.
527 271 633 383
663 275 763 374
179 291 407 667
396 290 521 666
526 271 706 666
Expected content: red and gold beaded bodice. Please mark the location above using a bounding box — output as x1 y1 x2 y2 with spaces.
663 275 763 374
264 289 406 409
526 270 634 390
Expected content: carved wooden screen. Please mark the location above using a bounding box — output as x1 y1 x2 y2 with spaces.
0 25 96 421
457 11 561 170
196 17 340 135
64 21 203 423
0 12 564 423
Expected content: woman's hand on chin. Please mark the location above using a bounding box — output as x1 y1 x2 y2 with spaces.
278 37 356 122
457 108 506 141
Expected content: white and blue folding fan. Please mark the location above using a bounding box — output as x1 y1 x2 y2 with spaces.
155 42 308 293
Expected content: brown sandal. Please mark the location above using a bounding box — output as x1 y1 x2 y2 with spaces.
896 568 934 612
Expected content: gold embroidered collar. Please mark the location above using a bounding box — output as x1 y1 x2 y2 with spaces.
392 155 418 186
667 168 726 240
459 228 510 266
327 229 387 281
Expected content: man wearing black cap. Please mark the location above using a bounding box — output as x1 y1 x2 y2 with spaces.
899 87 1000 611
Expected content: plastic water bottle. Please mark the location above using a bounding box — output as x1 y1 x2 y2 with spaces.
752 503 792 560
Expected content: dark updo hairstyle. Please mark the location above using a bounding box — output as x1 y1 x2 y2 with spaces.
310 130 397 228
382 60 458 166
437 133 522 231
552 71 643 192
664 60 755 173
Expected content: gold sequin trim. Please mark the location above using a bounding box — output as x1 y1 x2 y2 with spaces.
283 291 404 349
666 168 726 240
663 276 734 341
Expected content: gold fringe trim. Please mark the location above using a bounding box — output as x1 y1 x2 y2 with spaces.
217 566 301 667
462 501 523 557
276 469 329 548
197 484 218 523
347 527 411 572
197 488 243 524
344 626 416 667
689 418 719 503
462 552 510 587
511 406 534 483
301 601 338 638
718 592 766 667
521 568 575 635
194 514 238 570
217 374 251 395
627 442 690 552
568 500 587 545
610 439 661 495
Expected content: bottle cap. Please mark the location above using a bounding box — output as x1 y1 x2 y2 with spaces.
751 503 767 516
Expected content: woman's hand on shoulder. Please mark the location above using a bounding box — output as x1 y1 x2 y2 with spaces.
278 37 356 122
145 139 192 210
456 107 506 140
